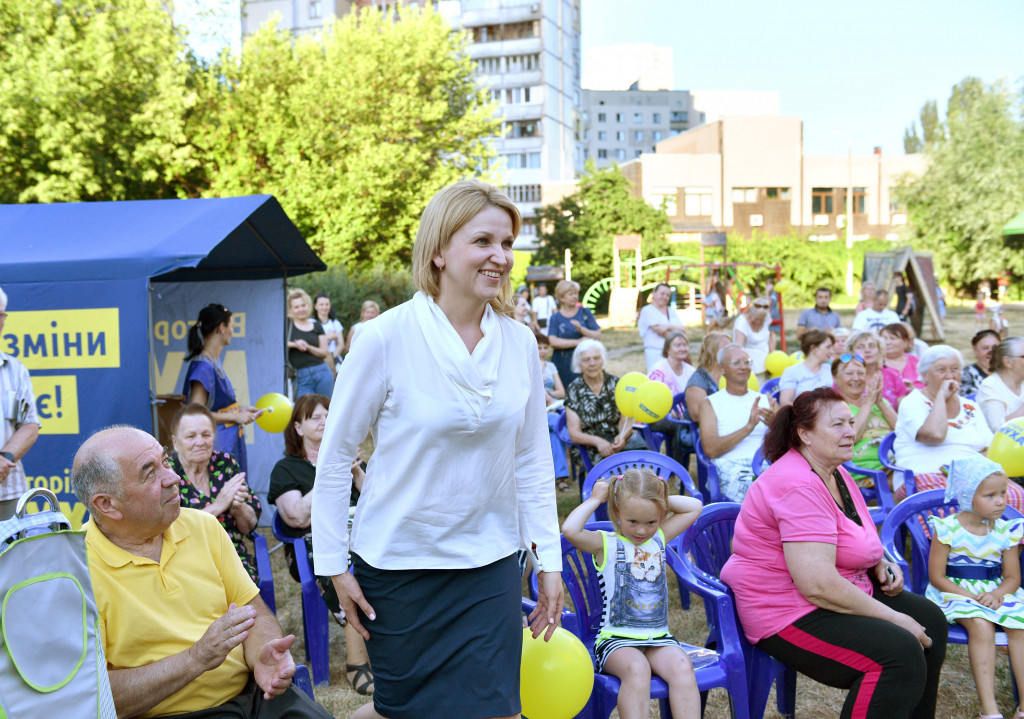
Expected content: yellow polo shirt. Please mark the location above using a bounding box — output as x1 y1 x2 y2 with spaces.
85 508 260 718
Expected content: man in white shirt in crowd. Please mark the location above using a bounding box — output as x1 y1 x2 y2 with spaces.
638 283 687 371
852 288 900 332
530 283 557 334
796 287 842 340
0 286 40 521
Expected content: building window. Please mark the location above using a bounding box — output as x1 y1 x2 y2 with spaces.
635 149 643 158
597 131 606 141
309 0 322 18
633 112 643 124
853 187 867 214
597 149 607 159
506 152 541 169
633 130 643 141
583 129 589 141
506 54 539 72
615 131 625 141
615 149 626 160
582 111 589 123
685 187 713 216
615 113 624 122
506 121 539 138
653 130 662 141
731 188 758 203
766 187 791 200
597 113 607 122
652 112 661 123
647 190 677 215
670 111 688 123
472 21 539 43
812 188 835 214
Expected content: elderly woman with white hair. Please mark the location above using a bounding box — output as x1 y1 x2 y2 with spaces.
976 336 1024 432
894 344 1024 510
565 339 646 466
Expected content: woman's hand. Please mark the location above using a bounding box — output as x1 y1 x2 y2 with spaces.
330 573 376 642
874 561 903 596
528 571 564 641
891 611 932 649
236 406 260 425
937 378 960 401
570 319 583 332
594 437 614 457
294 339 309 352
210 473 247 517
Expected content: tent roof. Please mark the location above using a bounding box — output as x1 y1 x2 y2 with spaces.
0 195 326 283
1004 211 1024 237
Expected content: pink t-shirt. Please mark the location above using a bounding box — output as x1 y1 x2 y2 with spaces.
720 449 883 643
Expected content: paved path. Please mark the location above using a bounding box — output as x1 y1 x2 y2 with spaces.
607 344 643 359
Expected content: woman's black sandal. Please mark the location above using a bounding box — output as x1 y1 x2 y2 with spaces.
346 663 374 696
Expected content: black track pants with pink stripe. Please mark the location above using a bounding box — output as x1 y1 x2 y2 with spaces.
757 591 948 719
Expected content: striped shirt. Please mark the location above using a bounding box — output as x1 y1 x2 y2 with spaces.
0 352 39 501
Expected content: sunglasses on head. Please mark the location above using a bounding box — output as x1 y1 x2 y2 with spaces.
837 352 864 364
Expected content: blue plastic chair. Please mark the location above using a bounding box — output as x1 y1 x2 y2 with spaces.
555 409 594 486
693 436 725 502
760 377 780 397
750 448 895 526
677 503 796 719
252 530 276 614
638 392 696 466
271 511 330 686
582 450 700 610
880 489 1023 697
545 523 751 719
877 431 917 496
293 664 315 699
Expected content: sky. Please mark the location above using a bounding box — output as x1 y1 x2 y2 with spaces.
580 0 1024 156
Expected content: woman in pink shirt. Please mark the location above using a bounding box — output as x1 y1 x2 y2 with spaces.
721 387 947 719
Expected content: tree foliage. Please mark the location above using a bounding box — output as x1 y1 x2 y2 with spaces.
897 77 1024 293
0 0 202 203
532 162 673 292
902 100 940 154
189 7 500 268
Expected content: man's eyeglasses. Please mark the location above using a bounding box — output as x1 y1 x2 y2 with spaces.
753 303 769 309
727 359 753 368
837 353 864 364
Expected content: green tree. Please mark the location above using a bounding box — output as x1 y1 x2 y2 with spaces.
190 7 500 268
0 0 202 203
532 162 673 293
903 100 941 154
897 78 1024 293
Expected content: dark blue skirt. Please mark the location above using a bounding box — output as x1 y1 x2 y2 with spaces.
351 552 522 719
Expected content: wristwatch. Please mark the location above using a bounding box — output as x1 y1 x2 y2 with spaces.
0 451 14 463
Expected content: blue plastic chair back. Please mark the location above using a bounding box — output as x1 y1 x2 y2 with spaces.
582 450 702 521
678 504 796 719
693 435 724 502
270 511 330 686
558 522 751 719
555 408 594 478
878 431 917 495
751 446 769 478
760 377 780 396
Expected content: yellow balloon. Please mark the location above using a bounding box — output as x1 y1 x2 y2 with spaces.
773 279 792 294
635 381 673 423
788 351 804 367
614 372 648 420
718 373 760 391
989 417 1024 477
765 350 790 377
520 627 594 719
254 393 293 433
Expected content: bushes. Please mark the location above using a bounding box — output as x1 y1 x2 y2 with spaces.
291 265 416 329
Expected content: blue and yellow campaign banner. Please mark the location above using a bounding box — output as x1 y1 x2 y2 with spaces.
151 279 287 520
2 280 151 528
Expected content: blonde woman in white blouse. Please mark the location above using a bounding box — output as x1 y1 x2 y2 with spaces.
976 336 1024 431
312 180 563 719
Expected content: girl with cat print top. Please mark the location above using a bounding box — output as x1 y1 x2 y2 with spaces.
563 469 703 719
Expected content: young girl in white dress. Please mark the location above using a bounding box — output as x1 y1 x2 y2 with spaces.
563 469 703 719
926 454 1024 719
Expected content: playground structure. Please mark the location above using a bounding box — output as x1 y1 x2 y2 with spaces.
581 234 788 348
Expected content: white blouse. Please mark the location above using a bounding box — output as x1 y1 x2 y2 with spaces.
312 292 561 574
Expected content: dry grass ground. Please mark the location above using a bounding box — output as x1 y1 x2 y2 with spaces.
292 303 1024 718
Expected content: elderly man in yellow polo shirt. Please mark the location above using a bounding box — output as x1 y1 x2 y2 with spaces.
71 426 334 719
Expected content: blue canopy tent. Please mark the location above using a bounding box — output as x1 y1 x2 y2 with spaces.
0 195 326 526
